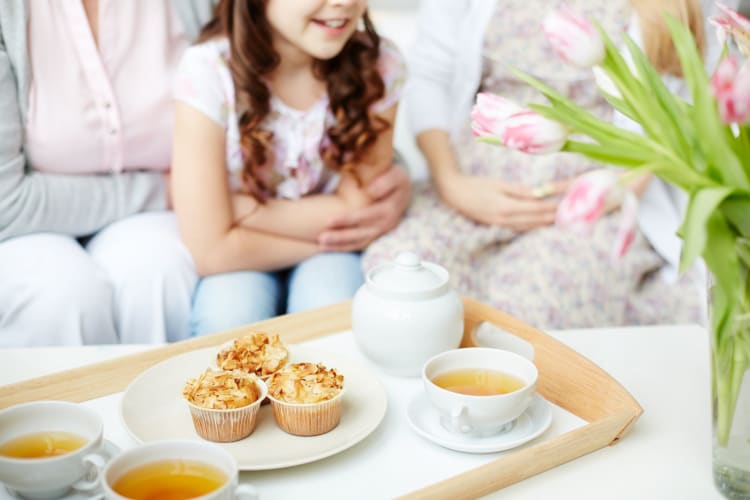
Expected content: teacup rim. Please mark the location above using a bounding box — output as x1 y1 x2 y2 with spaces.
101 439 239 499
422 347 538 399
0 400 103 464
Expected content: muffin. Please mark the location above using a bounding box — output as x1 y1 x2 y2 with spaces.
266 362 345 436
216 332 289 378
182 369 267 442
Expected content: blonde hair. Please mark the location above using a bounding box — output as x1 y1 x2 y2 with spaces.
631 0 706 76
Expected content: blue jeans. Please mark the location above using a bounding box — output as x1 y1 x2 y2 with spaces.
191 252 363 336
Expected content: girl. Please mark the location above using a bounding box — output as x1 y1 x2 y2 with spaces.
172 0 406 335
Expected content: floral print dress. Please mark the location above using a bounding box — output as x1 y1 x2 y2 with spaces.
363 0 703 328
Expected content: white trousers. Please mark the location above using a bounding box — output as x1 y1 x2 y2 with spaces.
0 212 198 346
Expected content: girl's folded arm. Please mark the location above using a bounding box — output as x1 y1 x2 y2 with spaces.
236 103 398 241
172 102 318 276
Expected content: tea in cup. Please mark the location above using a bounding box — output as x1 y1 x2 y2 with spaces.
423 348 538 437
101 440 258 500
0 401 110 499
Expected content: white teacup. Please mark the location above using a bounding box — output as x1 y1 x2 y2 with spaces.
423 348 538 437
101 440 258 500
0 401 109 499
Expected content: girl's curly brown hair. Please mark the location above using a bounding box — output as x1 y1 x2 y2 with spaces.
199 0 388 199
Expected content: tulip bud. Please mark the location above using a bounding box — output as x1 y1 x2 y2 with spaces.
543 7 605 68
712 56 750 124
501 111 568 154
716 3 750 31
611 191 639 261
711 3 750 57
470 93 524 140
556 169 623 229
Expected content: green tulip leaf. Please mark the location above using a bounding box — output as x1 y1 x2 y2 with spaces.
561 141 653 167
627 161 715 192
666 16 750 189
679 188 735 273
722 196 750 238
738 238 750 268
475 136 504 146
703 212 742 304
622 37 693 156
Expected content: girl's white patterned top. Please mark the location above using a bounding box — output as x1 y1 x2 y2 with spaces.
175 37 405 199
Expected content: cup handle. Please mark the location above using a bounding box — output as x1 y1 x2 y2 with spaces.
450 406 472 434
234 483 259 500
71 453 106 492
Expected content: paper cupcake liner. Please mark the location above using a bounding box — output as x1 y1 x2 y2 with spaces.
187 404 260 442
268 391 344 436
185 379 267 443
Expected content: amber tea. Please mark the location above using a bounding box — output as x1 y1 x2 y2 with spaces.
0 431 87 459
111 459 227 499
432 369 525 396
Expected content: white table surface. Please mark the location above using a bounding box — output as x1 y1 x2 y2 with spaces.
0 325 722 500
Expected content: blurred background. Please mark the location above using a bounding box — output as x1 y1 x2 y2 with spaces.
369 0 426 179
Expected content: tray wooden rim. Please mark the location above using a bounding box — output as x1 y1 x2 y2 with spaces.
0 297 642 500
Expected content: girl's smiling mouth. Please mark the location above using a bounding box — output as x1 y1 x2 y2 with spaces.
311 18 350 35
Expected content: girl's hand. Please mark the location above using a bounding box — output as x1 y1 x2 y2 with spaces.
318 165 412 251
440 173 562 232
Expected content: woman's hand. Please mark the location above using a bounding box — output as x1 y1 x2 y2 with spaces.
415 129 561 232
318 165 412 251
440 172 563 232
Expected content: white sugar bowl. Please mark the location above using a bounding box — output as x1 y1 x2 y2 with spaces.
352 252 464 377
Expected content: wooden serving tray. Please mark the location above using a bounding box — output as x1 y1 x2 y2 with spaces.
0 297 642 499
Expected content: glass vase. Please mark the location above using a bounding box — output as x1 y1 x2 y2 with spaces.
711 265 750 499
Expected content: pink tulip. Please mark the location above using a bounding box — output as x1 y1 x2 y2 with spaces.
611 191 639 261
556 170 622 229
715 2 750 31
470 93 524 139
470 93 567 153
711 55 750 124
557 170 640 259
711 3 750 55
542 7 604 68
501 111 568 154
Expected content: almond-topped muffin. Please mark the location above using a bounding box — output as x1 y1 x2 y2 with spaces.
216 332 288 378
266 363 345 436
183 369 261 409
182 369 267 442
267 363 344 403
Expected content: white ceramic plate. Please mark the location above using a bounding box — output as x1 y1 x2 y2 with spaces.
120 345 387 470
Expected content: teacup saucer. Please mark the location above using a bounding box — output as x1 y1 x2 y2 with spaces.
406 393 551 454
3 439 120 500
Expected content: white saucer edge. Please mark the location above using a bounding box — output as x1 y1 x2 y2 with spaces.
406 393 552 454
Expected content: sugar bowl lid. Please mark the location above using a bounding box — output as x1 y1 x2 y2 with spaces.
365 252 451 299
